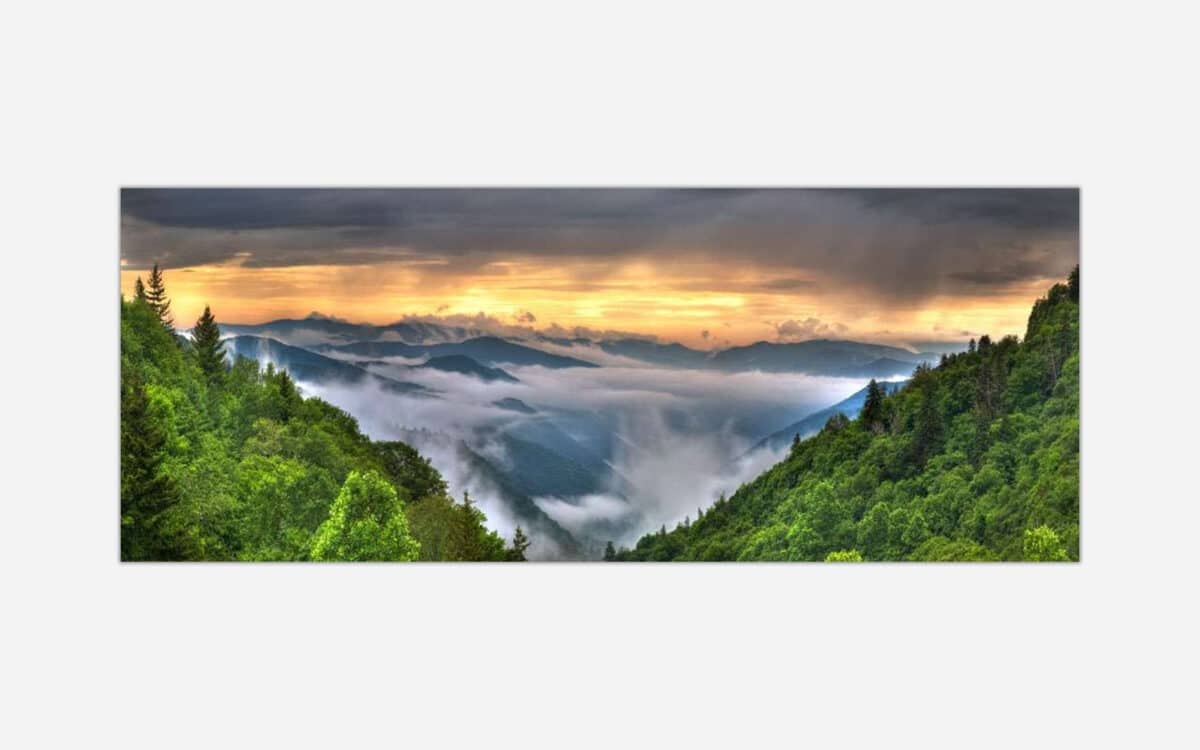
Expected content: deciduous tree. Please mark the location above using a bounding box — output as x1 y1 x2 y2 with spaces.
310 471 420 561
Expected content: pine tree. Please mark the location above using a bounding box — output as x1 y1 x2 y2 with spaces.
1068 264 1079 302
121 370 180 560
448 490 501 561
133 276 147 302
861 378 884 433
144 263 174 333
506 526 531 561
265 368 302 422
791 432 801 452
912 376 943 466
603 541 617 561
191 305 226 383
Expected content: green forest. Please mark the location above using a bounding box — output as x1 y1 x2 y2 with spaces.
615 268 1080 562
122 266 1079 563
120 266 530 561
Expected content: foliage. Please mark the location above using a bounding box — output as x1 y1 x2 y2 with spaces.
1022 525 1069 562
144 263 174 333
507 526 531 561
825 549 864 561
617 269 1080 563
190 304 226 384
310 471 420 561
120 271 514 562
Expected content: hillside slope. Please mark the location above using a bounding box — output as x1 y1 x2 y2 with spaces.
617 269 1080 562
121 298 523 562
753 380 908 454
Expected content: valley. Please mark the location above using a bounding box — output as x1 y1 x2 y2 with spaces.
219 313 932 558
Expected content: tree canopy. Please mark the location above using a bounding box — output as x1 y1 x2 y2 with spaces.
120 268 524 562
617 268 1080 562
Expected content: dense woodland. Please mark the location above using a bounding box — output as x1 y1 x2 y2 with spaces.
616 268 1080 561
121 266 530 561
122 265 1079 563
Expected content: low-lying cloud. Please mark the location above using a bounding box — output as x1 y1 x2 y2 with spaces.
267 355 867 558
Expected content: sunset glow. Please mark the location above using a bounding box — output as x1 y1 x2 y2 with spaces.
120 188 1078 349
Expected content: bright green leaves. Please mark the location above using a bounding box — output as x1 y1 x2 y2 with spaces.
311 471 420 562
1022 525 1069 562
825 549 864 562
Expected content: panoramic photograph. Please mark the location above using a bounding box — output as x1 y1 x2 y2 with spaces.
119 188 1080 562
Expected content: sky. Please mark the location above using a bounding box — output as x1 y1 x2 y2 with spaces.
119 188 1079 348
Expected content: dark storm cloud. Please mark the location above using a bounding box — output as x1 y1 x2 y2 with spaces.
848 188 1079 230
757 277 820 292
120 188 1079 300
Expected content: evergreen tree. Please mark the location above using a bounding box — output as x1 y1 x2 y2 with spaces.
447 491 506 561
791 432 801 452
603 541 617 561
144 263 174 333
190 305 226 383
133 276 147 302
120 371 180 560
1068 264 1079 302
912 375 943 466
506 526 531 561
860 378 884 433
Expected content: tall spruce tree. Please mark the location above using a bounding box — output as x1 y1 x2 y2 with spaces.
133 276 147 302
120 371 180 560
603 541 617 561
912 374 943 466
144 263 174 333
506 526 531 561
860 378 884 432
191 305 226 383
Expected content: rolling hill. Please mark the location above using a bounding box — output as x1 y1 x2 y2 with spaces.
225 335 432 396
416 355 519 383
326 336 599 369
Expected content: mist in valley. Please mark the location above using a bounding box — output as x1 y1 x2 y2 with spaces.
276 354 868 559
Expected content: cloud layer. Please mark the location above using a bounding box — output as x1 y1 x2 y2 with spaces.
122 188 1078 298
121 188 1079 348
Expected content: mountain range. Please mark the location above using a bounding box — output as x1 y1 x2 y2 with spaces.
224 336 432 396
320 336 599 370
223 314 957 376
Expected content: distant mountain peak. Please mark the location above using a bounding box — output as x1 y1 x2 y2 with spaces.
304 311 349 323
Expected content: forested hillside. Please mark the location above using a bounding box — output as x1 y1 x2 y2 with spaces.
616 268 1080 562
120 267 529 561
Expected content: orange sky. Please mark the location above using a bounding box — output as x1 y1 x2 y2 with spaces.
119 189 1078 348
120 256 1054 348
